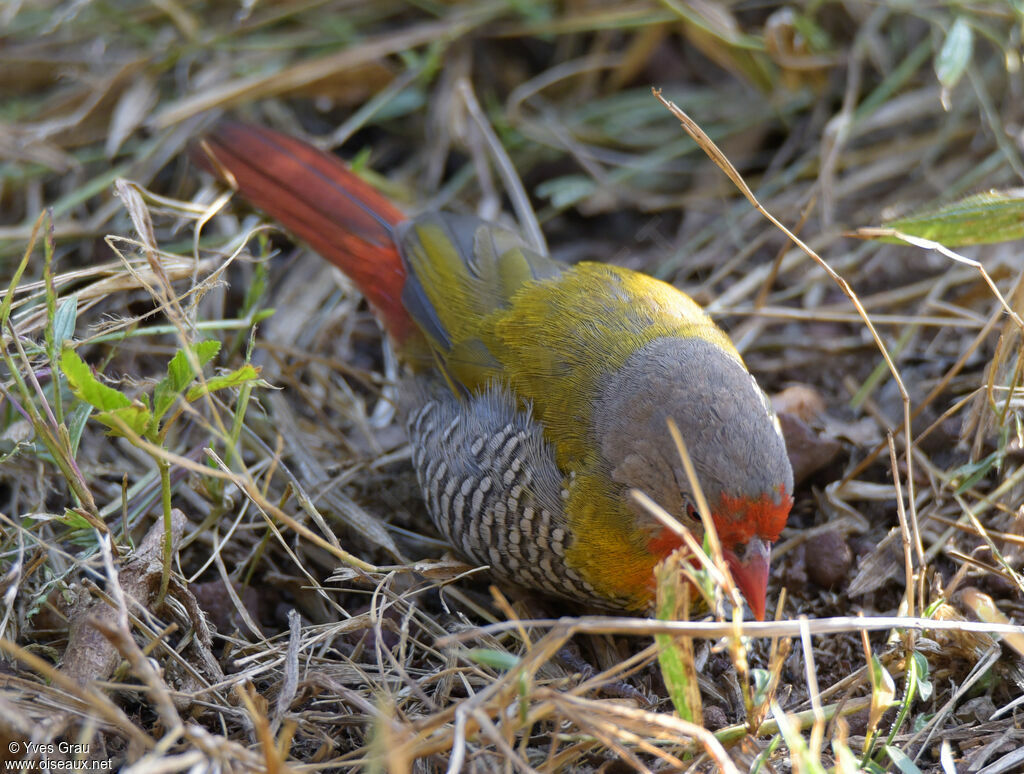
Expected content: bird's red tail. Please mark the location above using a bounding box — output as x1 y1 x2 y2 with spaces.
193 121 413 342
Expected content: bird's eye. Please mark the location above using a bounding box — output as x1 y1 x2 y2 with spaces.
685 501 699 522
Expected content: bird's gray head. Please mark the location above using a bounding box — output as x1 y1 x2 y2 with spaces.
591 335 794 618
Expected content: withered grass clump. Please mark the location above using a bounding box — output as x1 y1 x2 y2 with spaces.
2 2 1023 771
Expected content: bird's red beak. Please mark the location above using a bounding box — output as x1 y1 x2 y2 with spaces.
723 537 771 621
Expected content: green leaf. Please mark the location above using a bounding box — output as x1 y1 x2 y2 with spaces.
654 555 701 723
97 404 152 438
935 17 973 90
60 347 131 411
656 630 695 722
467 648 520 671
241 259 269 318
153 339 222 421
53 295 78 345
751 668 773 705
867 653 896 741
912 651 933 701
152 385 176 425
881 190 1024 247
194 338 221 365
185 364 261 402
0 437 29 463
374 86 427 121
791 12 831 53
912 712 935 733
59 508 93 530
953 451 1000 494
535 175 596 209
168 340 221 389
66 402 92 454
60 347 153 438
885 745 923 774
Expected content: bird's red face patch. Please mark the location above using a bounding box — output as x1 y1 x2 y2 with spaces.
644 491 789 619
713 487 792 548
645 485 792 560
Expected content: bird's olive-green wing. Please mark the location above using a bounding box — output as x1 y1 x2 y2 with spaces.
396 212 564 387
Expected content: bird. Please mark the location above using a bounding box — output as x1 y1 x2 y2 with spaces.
193 121 793 620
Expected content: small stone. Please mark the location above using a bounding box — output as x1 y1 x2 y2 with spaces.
191 579 261 633
954 696 996 725
777 412 842 485
805 530 853 589
771 384 827 423
702 705 729 731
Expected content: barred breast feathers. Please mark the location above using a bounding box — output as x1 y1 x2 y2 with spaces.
404 379 598 601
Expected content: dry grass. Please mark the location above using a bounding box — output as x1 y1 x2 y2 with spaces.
2 1 1024 771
